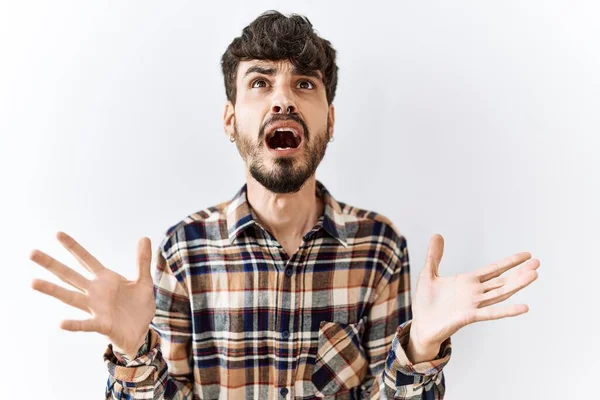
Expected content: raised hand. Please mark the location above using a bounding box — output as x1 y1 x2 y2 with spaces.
408 234 540 357
29 232 156 357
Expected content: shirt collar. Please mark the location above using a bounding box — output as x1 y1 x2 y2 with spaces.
226 180 348 247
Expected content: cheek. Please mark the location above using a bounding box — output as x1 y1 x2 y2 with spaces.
235 111 260 136
298 99 328 124
306 111 330 134
234 100 268 134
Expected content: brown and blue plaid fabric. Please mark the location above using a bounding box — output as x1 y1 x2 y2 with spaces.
104 181 452 399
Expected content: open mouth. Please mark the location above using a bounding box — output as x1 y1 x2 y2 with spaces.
266 128 302 150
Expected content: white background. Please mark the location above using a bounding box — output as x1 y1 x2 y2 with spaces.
1 1 598 399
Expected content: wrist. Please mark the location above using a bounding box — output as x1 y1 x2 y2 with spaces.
406 329 441 364
113 330 150 362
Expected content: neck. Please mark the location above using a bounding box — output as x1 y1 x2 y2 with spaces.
245 171 324 242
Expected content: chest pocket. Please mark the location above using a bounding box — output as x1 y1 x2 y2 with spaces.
311 318 368 397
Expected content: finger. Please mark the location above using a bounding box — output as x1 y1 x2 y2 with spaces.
481 258 540 293
60 318 100 332
136 237 153 284
471 304 529 323
31 278 89 313
475 252 532 283
424 234 444 278
29 249 90 292
482 276 504 293
478 269 539 308
56 231 104 275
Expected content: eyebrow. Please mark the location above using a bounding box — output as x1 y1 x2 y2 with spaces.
243 64 322 81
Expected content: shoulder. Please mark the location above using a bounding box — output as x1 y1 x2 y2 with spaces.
157 199 232 256
337 200 407 256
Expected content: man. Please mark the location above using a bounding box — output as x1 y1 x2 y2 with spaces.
29 10 540 399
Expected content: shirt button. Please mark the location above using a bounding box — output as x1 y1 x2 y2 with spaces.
280 387 289 396
285 268 293 277
282 330 290 339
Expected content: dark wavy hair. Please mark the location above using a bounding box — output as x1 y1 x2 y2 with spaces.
221 10 339 105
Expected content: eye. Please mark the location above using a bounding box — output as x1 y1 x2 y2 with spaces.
251 79 268 88
297 80 315 89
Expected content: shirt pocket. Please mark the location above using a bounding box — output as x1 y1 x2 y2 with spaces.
311 318 368 397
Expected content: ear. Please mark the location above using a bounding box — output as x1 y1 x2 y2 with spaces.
327 104 335 138
223 100 235 139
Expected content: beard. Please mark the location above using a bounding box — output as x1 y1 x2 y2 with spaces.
234 115 330 194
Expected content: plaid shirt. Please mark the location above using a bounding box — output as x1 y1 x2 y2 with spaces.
104 181 452 399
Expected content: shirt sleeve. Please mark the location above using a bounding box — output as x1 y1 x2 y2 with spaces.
361 231 452 400
104 232 194 400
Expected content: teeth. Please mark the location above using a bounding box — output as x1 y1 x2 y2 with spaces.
274 127 299 138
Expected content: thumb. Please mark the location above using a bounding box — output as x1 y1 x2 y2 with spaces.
136 237 153 283
425 234 444 278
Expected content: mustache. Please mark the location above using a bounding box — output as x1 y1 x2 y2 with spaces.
258 114 309 142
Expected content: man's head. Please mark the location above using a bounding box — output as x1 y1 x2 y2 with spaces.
221 10 339 194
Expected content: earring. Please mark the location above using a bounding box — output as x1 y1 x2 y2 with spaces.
329 135 334 143
229 133 236 143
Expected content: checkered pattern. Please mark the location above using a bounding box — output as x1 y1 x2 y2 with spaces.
104 181 452 399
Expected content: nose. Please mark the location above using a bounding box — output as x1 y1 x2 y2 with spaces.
271 86 297 115
272 104 296 114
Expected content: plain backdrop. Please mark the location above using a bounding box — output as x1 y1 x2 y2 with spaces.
1 1 598 399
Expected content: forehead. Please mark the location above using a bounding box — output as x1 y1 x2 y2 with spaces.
237 59 323 81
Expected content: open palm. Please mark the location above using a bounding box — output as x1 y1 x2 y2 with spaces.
29 232 156 356
410 234 540 348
